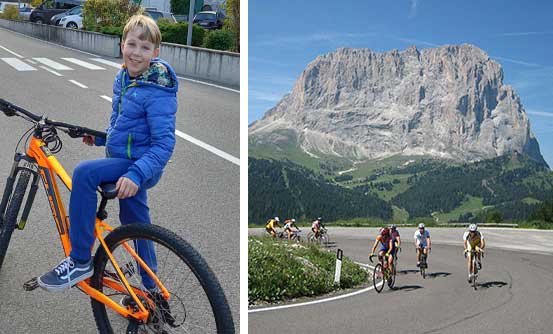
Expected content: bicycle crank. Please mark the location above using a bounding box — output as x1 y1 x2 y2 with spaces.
23 277 39 291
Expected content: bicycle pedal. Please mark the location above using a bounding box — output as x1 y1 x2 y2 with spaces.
23 277 39 291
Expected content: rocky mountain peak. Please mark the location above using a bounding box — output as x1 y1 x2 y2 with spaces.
250 44 546 166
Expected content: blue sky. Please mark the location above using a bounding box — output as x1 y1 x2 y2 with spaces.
249 0 553 167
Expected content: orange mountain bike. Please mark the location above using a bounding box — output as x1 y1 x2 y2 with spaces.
0 99 234 334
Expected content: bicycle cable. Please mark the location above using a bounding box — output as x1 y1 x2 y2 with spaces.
15 125 34 154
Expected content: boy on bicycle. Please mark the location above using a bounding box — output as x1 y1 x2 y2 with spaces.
38 15 178 292
463 223 485 283
369 227 395 270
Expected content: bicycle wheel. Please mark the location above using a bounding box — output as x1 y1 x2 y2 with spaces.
472 256 478 290
306 232 315 243
372 263 384 293
0 170 30 269
387 264 396 288
90 223 235 334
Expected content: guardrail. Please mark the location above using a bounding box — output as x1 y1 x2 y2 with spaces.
0 18 240 88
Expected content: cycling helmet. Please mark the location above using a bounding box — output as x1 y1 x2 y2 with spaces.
418 223 425 229
469 223 477 232
317 217 322 221
275 217 280 222
291 218 296 223
380 227 390 236
390 224 397 230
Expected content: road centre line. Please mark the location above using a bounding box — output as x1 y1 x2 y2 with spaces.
98 95 238 165
0 44 23 58
40 66 63 77
69 79 88 88
249 263 378 314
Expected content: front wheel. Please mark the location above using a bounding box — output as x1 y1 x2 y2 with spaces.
66 22 78 29
0 170 31 269
372 263 384 293
90 223 235 333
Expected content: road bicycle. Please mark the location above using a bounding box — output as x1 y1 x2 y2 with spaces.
307 226 329 245
466 247 484 290
369 253 396 293
0 99 234 333
277 229 301 242
417 247 429 279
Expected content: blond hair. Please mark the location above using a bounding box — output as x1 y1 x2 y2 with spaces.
122 15 162 48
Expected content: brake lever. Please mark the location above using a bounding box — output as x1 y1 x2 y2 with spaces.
66 127 85 138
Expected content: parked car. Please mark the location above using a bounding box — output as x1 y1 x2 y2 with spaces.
30 0 81 24
193 11 225 30
143 8 177 23
19 7 34 20
50 4 81 25
58 13 81 29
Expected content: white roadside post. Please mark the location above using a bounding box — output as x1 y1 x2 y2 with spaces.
334 249 343 284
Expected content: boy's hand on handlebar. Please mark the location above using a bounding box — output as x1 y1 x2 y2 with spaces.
116 177 138 199
83 135 95 146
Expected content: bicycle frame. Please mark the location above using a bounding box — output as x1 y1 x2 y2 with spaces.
4 135 170 322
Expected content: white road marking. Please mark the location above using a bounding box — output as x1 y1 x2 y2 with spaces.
0 44 23 58
176 75 240 94
40 66 63 76
69 79 88 88
26 59 37 64
62 58 105 70
249 263 379 313
90 58 121 69
175 129 240 166
1 58 36 71
33 57 73 70
98 95 238 165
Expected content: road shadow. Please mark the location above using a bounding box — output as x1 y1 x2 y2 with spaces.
426 272 451 279
477 281 508 289
390 285 423 292
398 269 420 275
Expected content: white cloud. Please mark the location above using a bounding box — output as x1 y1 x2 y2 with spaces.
256 32 377 47
395 37 439 47
494 31 553 37
527 110 553 117
409 0 419 18
249 90 285 103
493 56 542 68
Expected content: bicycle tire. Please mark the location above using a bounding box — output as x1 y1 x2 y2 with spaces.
90 223 235 334
373 263 384 293
388 264 396 288
306 232 315 243
472 255 478 290
0 170 30 269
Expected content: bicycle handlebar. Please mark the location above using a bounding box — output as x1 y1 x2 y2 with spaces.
0 99 106 139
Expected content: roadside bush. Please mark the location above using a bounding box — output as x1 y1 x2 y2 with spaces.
83 0 141 32
202 29 235 51
100 25 123 36
157 21 205 47
0 5 20 20
248 237 367 304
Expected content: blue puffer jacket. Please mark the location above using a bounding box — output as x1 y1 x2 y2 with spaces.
95 58 178 188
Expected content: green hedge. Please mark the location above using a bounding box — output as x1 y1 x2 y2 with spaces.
157 21 206 47
202 29 235 51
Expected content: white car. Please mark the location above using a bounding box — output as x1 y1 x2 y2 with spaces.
59 13 82 29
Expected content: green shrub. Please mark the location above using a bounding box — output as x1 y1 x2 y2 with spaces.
100 25 123 36
157 21 205 47
0 5 20 20
83 0 141 32
202 29 235 51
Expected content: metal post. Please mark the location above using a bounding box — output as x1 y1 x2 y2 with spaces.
186 0 195 46
334 248 343 284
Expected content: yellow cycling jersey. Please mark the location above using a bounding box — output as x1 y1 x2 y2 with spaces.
464 231 483 248
265 219 279 229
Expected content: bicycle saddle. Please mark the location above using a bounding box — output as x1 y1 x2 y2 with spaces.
99 183 118 200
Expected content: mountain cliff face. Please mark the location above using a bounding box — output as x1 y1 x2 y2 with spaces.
249 44 546 166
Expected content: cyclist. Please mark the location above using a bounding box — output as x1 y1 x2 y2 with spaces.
463 223 485 283
38 15 178 292
283 218 300 240
369 227 395 270
414 223 431 267
390 223 401 251
265 216 281 237
311 217 324 238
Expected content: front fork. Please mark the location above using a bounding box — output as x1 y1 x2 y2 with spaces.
0 153 40 230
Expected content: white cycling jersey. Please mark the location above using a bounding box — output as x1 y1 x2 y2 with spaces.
414 229 430 247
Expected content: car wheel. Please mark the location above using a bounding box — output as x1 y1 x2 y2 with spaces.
67 22 78 29
35 18 43 24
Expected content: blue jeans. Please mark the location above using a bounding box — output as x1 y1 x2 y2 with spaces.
68 158 161 289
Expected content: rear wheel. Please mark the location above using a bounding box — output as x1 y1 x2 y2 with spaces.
34 18 43 24
91 223 235 333
372 263 384 293
0 170 30 269
66 22 78 29
472 256 478 290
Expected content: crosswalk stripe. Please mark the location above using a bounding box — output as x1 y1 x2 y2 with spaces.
1 58 36 71
62 58 105 70
90 58 122 69
0 45 23 58
26 59 37 64
40 66 63 77
69 79 88 88
33 58 73 70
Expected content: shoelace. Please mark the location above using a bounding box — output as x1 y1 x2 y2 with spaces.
54 257 74 276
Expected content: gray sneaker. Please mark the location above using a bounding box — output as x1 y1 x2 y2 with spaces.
37 257 93 292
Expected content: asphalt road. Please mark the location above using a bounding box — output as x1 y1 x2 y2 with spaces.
249 228 553 334
0 27 239 333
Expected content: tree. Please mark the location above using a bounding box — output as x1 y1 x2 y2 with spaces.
224 0 239 52
171 0 203 16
